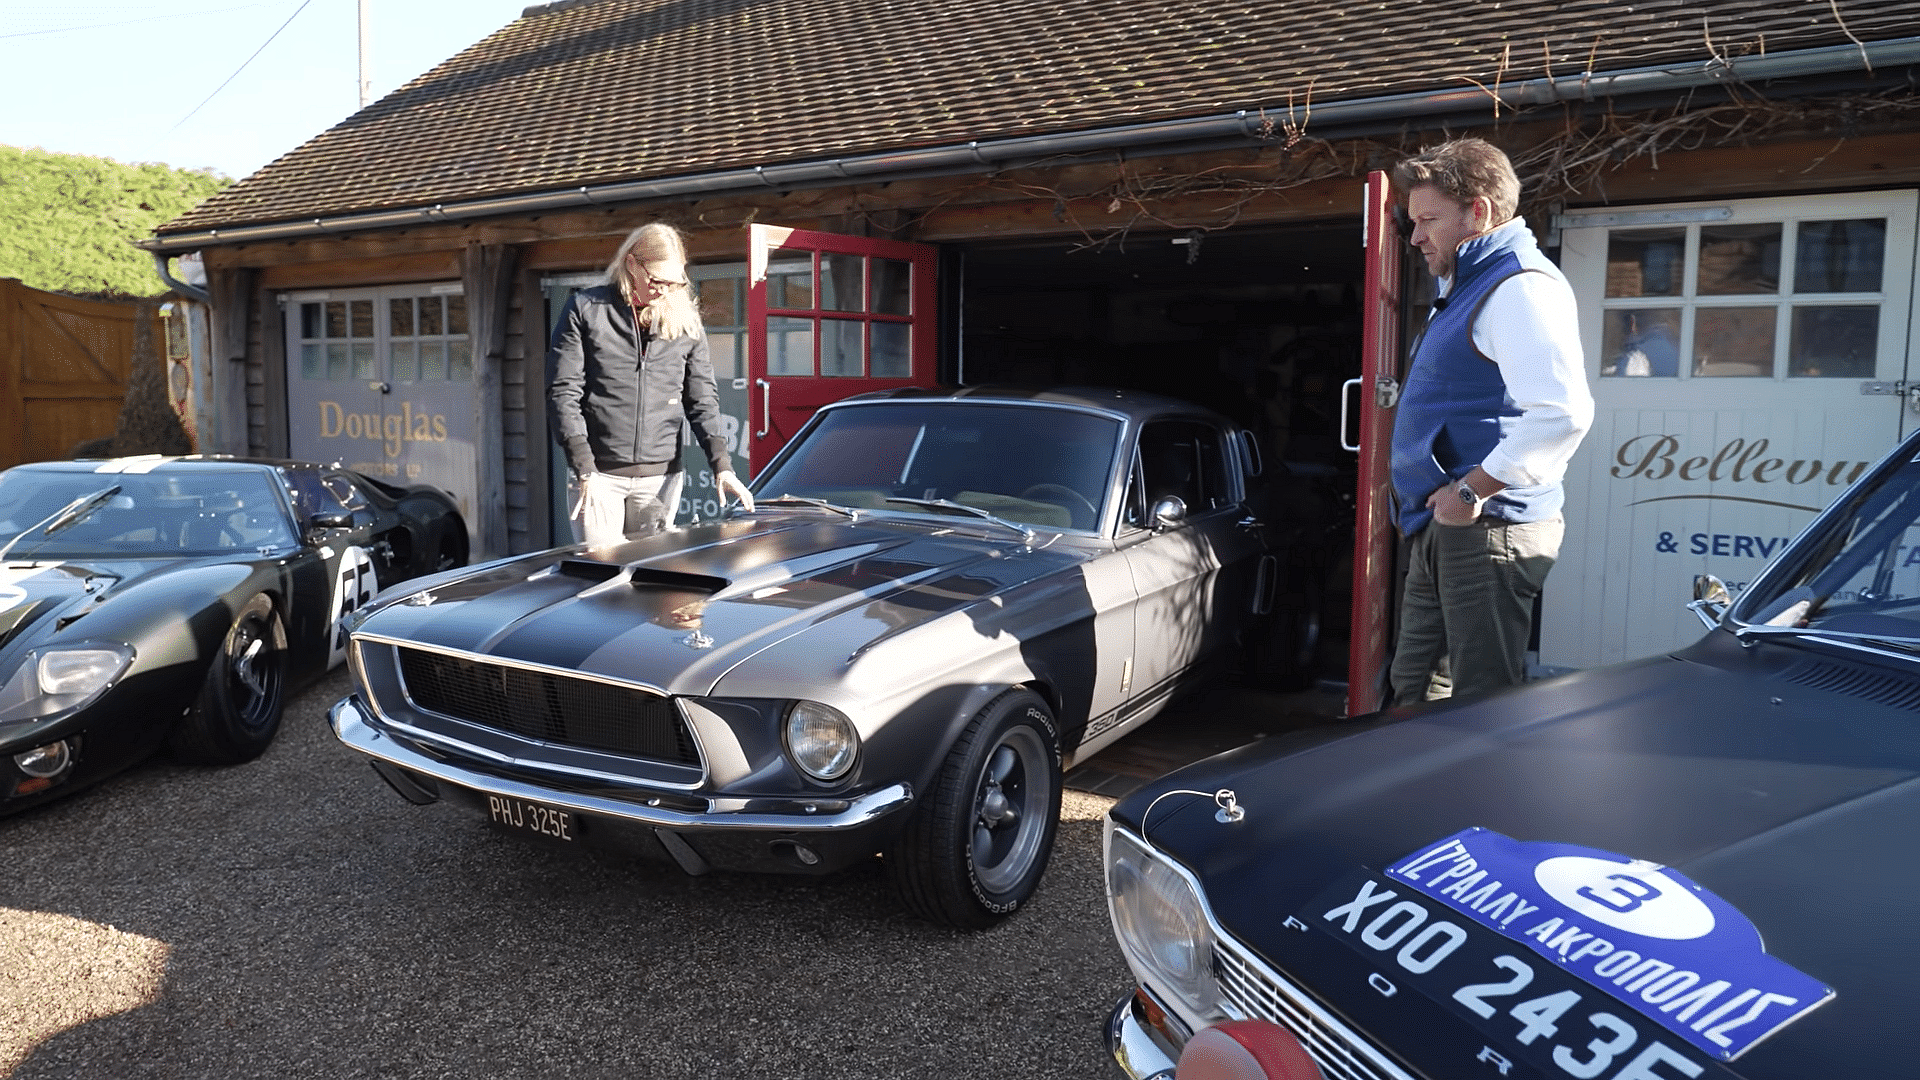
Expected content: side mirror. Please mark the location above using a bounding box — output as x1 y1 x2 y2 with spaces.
305 509 353 544
1150 496 1187 532
1688 574 1733 629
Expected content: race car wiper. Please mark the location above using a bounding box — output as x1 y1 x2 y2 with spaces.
754 495 860 520
883 497 1034 542
1730 621 1920 655
0 484 122 562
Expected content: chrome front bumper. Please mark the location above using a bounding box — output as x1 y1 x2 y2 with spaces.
1107 992 1180 1080
328 693 913 833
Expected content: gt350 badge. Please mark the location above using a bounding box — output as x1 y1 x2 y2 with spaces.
1386 829 1833 1061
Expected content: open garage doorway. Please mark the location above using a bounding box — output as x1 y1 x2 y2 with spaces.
955 223 1365 692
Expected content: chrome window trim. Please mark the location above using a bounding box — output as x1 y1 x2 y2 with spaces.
356 633 709 787
1110 825 1418 1080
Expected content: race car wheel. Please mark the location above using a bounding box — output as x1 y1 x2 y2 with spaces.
169 594 288 765
886 688 1061 929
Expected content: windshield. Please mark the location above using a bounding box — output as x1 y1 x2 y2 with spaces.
753 402 1123 532
0 468 297 558
1737 452 1920 641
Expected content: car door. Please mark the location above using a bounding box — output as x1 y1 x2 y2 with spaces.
745 225 941 469
1120 419 1261 712
280 467 383 672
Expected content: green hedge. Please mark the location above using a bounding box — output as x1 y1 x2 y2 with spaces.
0 146 228 298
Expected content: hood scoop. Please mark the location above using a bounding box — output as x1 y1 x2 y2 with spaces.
553 558 729 595
628 566 729 594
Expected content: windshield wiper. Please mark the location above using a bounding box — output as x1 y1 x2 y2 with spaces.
0 484 122 562
1730 621 1920 655
883 497 1034 542
754 495 860 520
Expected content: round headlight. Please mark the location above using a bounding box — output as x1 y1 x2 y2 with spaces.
37 647 130 698
14 739 72 779
784 700 858 781
1107 824 1220 1019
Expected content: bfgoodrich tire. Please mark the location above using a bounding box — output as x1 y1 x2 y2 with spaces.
886 688 1062 929
168 594 288 765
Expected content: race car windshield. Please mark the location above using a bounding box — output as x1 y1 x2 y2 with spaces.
1737 453 1920 642
753 403 1122 532
0 469 297 558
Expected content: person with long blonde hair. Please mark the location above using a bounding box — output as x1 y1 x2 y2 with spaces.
547 222 753 546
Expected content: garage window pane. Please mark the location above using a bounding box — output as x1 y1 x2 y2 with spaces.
390 298 414 337
390 341 417 382
1600 309 1681 377
1790 306 1877 378
708 333 740 379
1795 219 1885 293
1692 307 1776 376
1697 224 1781 295
446 294 467 335
821 319 863 376
702 280 738 326
327 343 349 379
1605 228 1685 297
349 300 374 338
769 317 813 375
449 340 472 380
871 322 910 377
415 341 443 380
420 297 444 336
301 343 323 378
872 258 912 315
351 343 376 380
325 301 347 338
770 268 813 311
821 254 864 312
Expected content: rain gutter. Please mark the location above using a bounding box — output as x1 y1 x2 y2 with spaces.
140 35 1920 256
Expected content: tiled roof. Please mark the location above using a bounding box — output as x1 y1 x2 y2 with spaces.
160 0 1918 234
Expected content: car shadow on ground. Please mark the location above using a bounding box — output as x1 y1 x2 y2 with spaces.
1065 679 1350 799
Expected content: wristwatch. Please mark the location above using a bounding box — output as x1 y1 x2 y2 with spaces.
1456 481 1481 505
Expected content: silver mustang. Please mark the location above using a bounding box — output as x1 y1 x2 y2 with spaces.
330 387 1275 927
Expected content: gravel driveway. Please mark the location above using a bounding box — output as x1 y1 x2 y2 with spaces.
0 668 1132 1080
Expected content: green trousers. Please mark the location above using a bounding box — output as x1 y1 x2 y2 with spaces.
1390 515 1564 705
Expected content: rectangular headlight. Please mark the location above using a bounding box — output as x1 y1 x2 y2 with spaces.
1105 820 1223 1024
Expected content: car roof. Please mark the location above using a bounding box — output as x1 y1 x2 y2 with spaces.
821 385 1233 425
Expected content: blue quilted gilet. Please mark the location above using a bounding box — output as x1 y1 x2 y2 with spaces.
1390 219 1568 535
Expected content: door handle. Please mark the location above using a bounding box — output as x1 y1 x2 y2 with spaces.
1340 377 1361 452
755 379 771 438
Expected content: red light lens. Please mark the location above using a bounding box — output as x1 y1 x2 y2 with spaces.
1176 1019 1323 1080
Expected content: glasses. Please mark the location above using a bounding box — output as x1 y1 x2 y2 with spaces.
626 253 687 289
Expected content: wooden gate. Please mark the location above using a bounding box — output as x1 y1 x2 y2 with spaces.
0 279 147 468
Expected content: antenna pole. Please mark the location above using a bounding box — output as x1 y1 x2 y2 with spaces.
357 0 373 108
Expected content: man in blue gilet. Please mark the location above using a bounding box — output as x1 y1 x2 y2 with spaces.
1388 138 1593 703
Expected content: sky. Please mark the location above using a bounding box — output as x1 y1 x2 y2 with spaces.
2 0 533 179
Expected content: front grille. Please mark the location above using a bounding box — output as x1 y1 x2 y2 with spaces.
396 647 700 766
1215 939 1414 1080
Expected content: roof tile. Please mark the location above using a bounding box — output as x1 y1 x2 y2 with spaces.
162 0 1918 233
